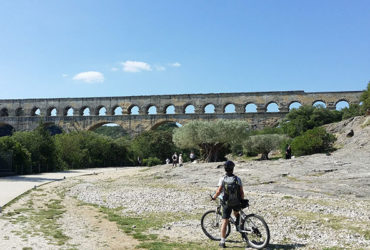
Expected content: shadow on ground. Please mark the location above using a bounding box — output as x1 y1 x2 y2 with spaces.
0 176 62 182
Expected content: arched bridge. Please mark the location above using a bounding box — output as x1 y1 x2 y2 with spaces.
0 90 363 135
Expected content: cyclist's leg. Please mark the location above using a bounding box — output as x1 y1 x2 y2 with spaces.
221 218 229 238
233 209 241 230
220 205 232 245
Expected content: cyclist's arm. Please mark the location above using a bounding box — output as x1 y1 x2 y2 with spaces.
240 186 244 200
212 185 223 200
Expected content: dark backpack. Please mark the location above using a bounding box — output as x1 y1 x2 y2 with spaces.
222 175 241 207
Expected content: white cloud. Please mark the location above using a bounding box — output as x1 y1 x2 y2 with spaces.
111 67 119 72
62 74 68 78
122 60 152 72
73 71 104 83
170 62 181 67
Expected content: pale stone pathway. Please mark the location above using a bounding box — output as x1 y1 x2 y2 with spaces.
0 167 120 208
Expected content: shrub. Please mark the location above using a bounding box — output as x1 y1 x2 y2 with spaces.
142 157 162 167
291 127 336 156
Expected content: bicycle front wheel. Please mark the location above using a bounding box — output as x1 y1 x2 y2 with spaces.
241 214 270 249
201 210 231 241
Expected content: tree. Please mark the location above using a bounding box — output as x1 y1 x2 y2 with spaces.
243 134 288 160
281 105 342 138
131 129 177 162
0 136 31 174
290 127 336 156
12 123 59 173
173 120 249 162
360 81 370 114
341 104 364 120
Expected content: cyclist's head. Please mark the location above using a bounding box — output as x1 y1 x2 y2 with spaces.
224 160 235 173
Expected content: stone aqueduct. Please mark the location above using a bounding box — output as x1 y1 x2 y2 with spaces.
0 90 363 135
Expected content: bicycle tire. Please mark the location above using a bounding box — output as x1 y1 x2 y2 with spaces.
241 214 270 249
200 210 231 241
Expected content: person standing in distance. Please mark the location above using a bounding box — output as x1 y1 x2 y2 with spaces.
212 160 244 248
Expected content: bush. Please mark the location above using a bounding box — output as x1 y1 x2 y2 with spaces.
291 127 336 156
142 157 162 166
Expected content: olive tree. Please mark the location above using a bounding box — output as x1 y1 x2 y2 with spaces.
243 134 288 160
173 120 249 162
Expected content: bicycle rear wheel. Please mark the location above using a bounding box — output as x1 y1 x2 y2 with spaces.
241 214 270 249
200 210 231 241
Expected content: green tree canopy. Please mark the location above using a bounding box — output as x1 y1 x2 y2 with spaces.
291 127 336 156
173 120 249 162
281 105 342 138
131 129 178 163
243 134 288 160
12 123 58 173
0 136 31 174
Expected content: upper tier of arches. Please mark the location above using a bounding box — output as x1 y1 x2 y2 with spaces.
0 91 362 117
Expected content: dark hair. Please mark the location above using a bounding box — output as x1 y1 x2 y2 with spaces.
224 160 235 173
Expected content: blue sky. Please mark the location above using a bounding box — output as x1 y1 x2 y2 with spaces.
0 0 369 99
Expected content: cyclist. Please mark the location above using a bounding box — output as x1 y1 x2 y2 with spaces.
212 160 244 248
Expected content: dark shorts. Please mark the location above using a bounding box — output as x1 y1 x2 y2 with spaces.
221 204 241 219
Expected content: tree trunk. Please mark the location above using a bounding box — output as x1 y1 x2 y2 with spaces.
260 151 269 160
201 143 223 162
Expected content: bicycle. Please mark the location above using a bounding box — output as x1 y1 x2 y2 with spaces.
201 196 270 249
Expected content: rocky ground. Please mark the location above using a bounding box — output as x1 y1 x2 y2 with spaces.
0 116 369 249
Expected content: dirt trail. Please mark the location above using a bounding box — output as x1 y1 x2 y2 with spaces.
61 196 141 250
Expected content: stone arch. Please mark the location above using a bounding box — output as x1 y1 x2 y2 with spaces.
312 100 326 108
0 123 15 137
42 122 63 135
184 104 195 114
245 103 257 113
31 107 41 116
204 103 215 114
15 107 24 116
224 103 236 113
64 106 74 116
80 106 90 116
147 104 157 115
87 121 124 131
0 108 9 117
97 106 107 116
128 104 140 115
112 106 123 115
151 120 179 130
288 101 302 111
335 100 350 110
47 107 58 116
266 102 279 112
165 104 176 114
